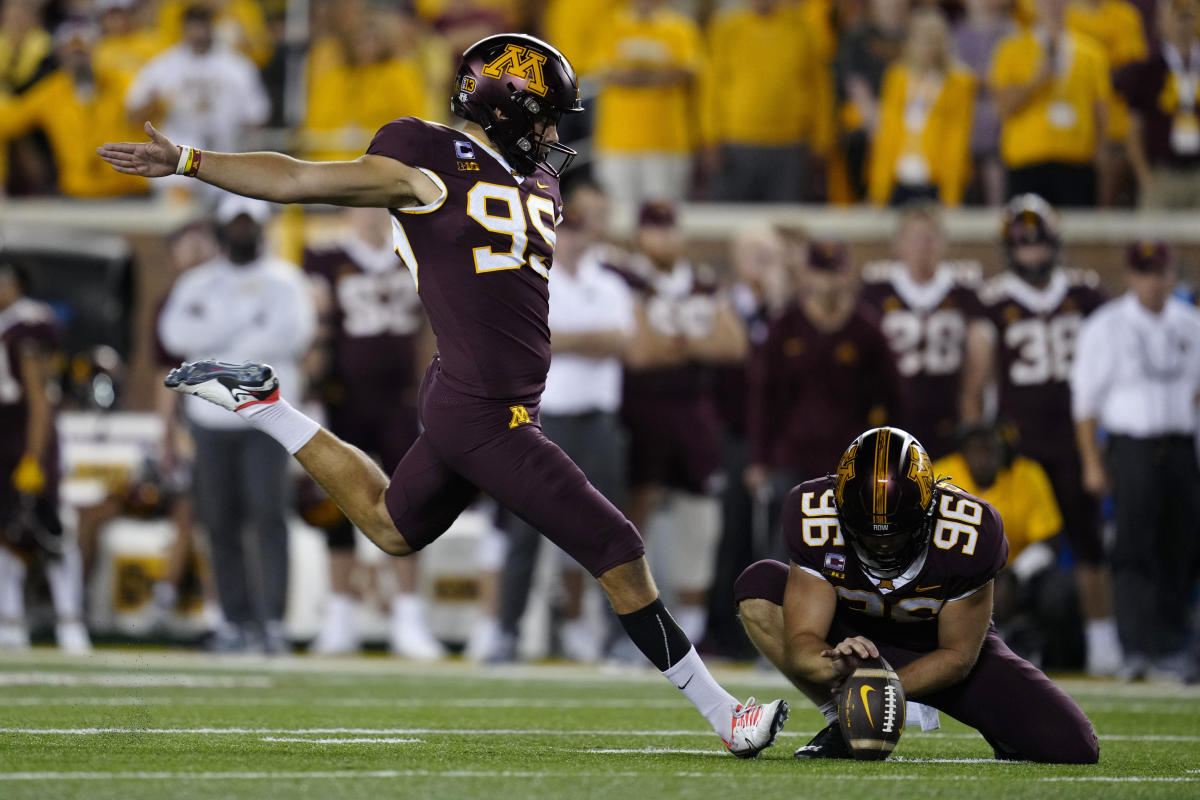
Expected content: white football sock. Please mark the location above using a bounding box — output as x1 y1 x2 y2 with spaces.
819 700 839 725
237 397 320 454
1086 617 1123 674
661 646 739 736
0 547 27 622
46 543 84 620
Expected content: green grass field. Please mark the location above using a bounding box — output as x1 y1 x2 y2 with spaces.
0 649 1197 799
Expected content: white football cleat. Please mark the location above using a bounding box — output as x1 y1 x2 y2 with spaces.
389 595 444 661
0 621 30 651
311 594 360 655
723 697 789 759
560 618 601 663
164 360 279 411
56 620 92 655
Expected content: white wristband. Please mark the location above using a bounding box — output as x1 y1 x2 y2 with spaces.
175 146 192 175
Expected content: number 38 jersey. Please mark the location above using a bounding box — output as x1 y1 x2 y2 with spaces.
784 476 1008 653
367 117 562 402
979 268 1105 460
859 260 986 458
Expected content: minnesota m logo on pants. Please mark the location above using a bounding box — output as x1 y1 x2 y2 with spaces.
509 405 532 429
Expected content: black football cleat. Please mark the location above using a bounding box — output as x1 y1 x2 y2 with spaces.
164 359 279 411
793 723 854 760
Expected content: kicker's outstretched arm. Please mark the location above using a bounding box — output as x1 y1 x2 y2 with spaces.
97 122 433 208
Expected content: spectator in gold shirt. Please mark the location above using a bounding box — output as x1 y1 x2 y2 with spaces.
302 17 429 162
0 0 50 94
1066 0 1148 205
990 0 1112 206
156 0 272 67
933 423 1074 666
700 0 816 202
0 20 147 198
869 9 977 206
588 0 703 209
93 0 166 80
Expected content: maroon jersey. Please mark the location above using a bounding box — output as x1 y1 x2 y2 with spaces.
0 298 58 458
303 238 424 399
859 261 986 459
608 257 724 401
747 302 905 479
608 258 727 493
784 476 1008 652
980 269 1105 460
367 117 561 401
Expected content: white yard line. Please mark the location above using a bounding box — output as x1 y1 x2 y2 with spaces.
582 748 724 756
0 696 684 709
4 695 1197 714
258 737 423 744
0 672 272 688
0 770 1193 783
5 649 1196 698
2 727 1198 743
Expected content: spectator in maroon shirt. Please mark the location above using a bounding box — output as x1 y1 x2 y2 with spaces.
745 234 905 555
1118 0 1200 208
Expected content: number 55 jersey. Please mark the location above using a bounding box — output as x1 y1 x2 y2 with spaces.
783 476 1008 653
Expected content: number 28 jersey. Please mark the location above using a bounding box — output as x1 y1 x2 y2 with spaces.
367 117 562 402
784 476 1008 653
859 260 986 458
980 268 1105 459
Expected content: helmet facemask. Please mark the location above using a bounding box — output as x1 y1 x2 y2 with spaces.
840 504 935 580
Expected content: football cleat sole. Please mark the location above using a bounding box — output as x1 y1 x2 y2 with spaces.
164 360 279 411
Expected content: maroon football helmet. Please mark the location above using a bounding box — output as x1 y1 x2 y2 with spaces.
450 33 584 177
1001 193 1061 283
833 427 938 579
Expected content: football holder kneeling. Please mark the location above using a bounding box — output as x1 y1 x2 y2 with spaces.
837 656 906 760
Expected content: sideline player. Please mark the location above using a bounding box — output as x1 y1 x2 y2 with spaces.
0 259 91 653
962 194 1119 675
99 33 787 756
859 202 987 459
303 206 444 659
733 426 1098 762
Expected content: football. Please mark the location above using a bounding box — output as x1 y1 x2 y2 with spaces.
837 656 906 760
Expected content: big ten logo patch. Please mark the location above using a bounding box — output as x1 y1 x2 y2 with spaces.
481 44 549 96
508 404 533 429
455 140 479 171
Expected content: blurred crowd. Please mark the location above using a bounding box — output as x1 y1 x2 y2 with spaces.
3 0 1200 208
1 0 1199 683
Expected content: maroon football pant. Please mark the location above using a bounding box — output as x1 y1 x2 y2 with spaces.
383 359 645 579
1026 445 1103 565
734 559 1099 764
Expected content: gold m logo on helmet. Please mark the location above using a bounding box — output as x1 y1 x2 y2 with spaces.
482 44 549 96
906 444 933 509
835 443 857 506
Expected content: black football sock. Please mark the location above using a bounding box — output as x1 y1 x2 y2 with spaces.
617 597 691 671
619 598 738 736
